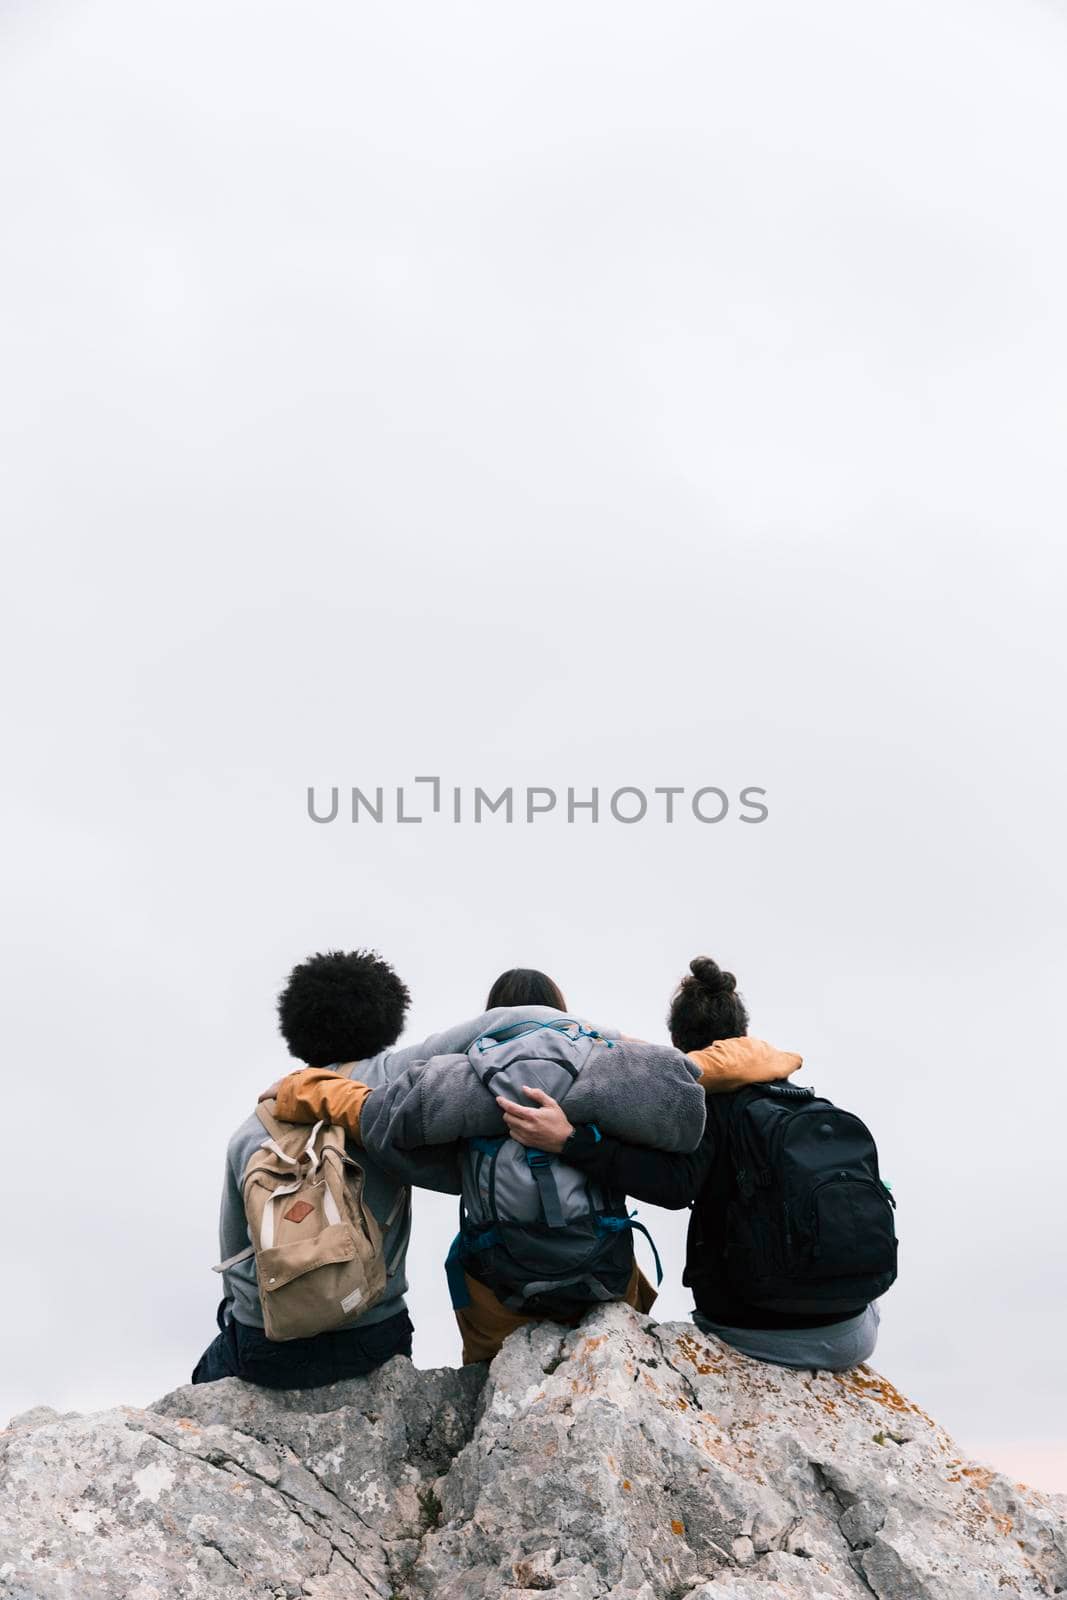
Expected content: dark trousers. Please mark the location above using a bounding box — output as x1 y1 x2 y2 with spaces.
192 1300 413 1390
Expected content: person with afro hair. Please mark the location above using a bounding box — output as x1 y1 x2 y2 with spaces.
193 948 579 1389
276 949 412 1067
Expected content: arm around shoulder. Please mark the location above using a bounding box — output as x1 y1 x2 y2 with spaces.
558 1124 716 1210
689 1037 802 1093
274 1069 373 1141
378 1006 620 1077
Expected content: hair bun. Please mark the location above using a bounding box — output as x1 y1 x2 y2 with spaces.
689 956 737 995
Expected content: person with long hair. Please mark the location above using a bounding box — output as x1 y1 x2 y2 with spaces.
485 968 567 1011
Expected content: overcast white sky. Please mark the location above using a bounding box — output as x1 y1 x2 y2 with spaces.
2 0 1066 1493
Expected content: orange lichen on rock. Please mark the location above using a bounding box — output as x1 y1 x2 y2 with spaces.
565 1336 612 1397
671 1520 685 1536
674 1332 726 1376
833 1367 929 1418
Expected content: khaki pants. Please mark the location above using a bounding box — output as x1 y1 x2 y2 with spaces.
455 1263 657 1365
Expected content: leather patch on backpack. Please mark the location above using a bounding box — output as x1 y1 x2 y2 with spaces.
284 1201 315 1224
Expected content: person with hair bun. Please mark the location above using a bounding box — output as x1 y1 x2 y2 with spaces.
668 957 749 1050
500 956 882 1372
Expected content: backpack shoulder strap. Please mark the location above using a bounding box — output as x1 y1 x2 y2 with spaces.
250 1099 305 1165
524 1148 566 1229
251 1099 337 1175
724 1085 775 1198
255 1098 286 1141
724 1083 764 1139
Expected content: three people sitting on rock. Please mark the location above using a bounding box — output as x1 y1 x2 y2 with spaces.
194 950 891 1388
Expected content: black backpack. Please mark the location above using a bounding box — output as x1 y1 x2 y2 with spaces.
699 1082 898 1314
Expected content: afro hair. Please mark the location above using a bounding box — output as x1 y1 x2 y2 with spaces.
277 949 411 1067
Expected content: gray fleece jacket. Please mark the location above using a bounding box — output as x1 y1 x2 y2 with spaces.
357 1022 706 1192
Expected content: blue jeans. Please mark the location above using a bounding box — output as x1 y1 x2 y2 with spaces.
192 1300 413 1389
693 1302 880 1372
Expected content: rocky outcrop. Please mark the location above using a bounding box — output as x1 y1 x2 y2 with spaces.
1 1304 1064 1599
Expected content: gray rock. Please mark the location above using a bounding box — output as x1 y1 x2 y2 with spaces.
1 1305 1063 1599
3 1407 78 1433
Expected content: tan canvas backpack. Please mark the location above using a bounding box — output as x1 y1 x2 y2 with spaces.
216 1099 404 1341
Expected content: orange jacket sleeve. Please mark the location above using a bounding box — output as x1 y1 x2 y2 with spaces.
687 1036 802 1093
273 1068 372 1142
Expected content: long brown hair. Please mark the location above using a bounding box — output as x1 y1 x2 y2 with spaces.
486 968 567 1010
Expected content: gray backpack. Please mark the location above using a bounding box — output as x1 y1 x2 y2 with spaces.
447 1019 661 1317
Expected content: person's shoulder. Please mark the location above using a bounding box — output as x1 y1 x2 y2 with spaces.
355 1049 403 1089
704 1092 733 1129
225 1108 265 1167
485 1005 580 1028
610 1039 697 1072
